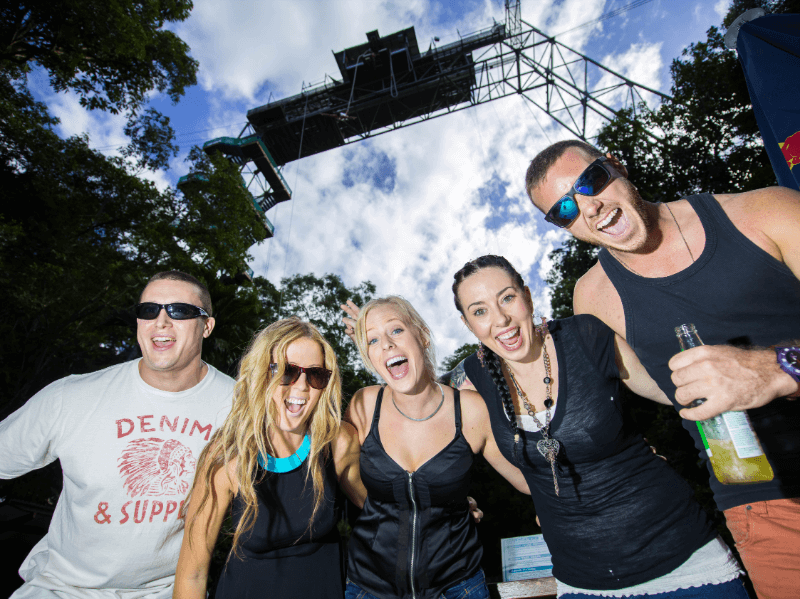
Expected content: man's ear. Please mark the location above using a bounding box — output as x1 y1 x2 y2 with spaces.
606 152 629 180
203 317 216 338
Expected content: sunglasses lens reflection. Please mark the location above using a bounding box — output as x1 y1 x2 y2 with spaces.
136 303 162 319
547 197 580 227
575 164 610 195
167 303 200 319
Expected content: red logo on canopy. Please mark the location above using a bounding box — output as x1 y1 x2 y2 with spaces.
780 131 800 170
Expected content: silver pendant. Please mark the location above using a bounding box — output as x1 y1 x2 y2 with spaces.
537 438 560 460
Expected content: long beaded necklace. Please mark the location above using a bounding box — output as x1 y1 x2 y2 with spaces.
504 318 560 496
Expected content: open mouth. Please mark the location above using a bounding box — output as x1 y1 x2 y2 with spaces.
285 397 307 415
596 207 628 237
152 336 176 349
496 327 523 351
385 355 409 379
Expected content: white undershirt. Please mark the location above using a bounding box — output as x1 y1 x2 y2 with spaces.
556 536 743 597
505 404 558 432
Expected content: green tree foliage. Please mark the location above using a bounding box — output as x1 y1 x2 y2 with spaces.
0 0 198 113
596 1 800 202
0 80 271 416
544 238 598 319
441 343 479 373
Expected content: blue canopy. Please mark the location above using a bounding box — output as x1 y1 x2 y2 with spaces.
735 13 800 191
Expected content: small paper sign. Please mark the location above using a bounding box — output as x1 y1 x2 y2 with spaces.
501 534 553 582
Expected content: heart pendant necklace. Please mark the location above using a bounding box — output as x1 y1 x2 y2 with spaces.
506 318 560 496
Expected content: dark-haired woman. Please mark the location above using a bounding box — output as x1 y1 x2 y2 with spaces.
448 255 747 598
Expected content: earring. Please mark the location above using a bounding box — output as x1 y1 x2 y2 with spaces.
477 343 486 368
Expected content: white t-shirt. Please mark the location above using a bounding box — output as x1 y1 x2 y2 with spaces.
0 359 234 598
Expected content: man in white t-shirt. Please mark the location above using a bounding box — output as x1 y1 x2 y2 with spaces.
0 271 236 598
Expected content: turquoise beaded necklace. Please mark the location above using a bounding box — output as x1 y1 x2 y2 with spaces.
257 434 311 473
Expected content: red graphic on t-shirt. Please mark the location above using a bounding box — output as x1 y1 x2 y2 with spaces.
118 438 197 497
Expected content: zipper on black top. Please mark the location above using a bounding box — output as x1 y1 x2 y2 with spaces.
408 471 418 599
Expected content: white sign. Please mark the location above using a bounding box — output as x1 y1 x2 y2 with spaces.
501 534 553 582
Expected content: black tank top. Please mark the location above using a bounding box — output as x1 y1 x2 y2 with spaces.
466 315 714 590
347 387 483 599
215 454 343 599
598 193 800 511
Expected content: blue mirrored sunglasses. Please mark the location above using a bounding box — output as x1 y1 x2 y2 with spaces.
544 157 615 228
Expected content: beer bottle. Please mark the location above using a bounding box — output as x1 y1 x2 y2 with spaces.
675 324 774 484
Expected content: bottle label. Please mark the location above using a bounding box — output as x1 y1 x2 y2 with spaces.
721 412 764 459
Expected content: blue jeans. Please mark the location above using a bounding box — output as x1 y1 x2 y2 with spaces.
560 577 750 598
345 569 489 599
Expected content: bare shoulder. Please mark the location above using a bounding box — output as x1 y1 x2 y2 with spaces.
574 262 626 337
716 187 800 237
345 385 381 441
458 388 489 421
458 388 492 451
716 187 800 267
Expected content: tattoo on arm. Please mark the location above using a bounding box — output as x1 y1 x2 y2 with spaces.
440 361 470 389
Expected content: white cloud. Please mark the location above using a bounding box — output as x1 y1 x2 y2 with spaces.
35 0 675 362
207 0 671 359
714 0 729 20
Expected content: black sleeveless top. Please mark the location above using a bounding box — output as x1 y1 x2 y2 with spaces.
215 453 343 599
347 387 483 599
466 315 715 590
598 193 800 511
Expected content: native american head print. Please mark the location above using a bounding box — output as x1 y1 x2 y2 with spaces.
118 438 197 497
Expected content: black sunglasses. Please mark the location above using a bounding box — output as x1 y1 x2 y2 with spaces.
135 302 209 320
544 157 615 228
269 363 332 390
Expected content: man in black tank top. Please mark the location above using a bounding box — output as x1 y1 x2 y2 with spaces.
523 139 800 599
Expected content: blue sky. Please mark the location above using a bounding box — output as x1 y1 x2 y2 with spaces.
32 0 733 363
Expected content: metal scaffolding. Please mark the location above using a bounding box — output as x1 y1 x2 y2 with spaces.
201 4 669 228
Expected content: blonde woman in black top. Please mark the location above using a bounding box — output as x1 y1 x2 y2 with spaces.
343 296 529 599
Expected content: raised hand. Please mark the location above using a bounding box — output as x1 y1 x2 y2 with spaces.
341 299 361 342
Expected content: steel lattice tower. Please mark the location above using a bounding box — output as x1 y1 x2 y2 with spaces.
190 2 669 236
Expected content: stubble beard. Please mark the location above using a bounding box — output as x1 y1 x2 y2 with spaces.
601 181 656 254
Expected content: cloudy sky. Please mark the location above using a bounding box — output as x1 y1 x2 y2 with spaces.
33 0 732 364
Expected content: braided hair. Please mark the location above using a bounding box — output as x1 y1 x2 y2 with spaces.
452 255 528 461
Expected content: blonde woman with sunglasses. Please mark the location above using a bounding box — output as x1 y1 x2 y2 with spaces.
174 317 365 599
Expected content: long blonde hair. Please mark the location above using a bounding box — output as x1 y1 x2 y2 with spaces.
187 317 342 557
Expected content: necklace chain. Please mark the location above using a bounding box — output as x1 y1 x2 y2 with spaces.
618 202 695 276
504 318 560 496
391 382 446 422
665 202 695 262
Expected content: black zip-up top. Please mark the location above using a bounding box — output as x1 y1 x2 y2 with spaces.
347 387 483 599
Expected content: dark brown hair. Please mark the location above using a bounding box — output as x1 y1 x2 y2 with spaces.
141 271 212 315
524 140 603 201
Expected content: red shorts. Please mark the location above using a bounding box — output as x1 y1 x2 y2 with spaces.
724 498 800 599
